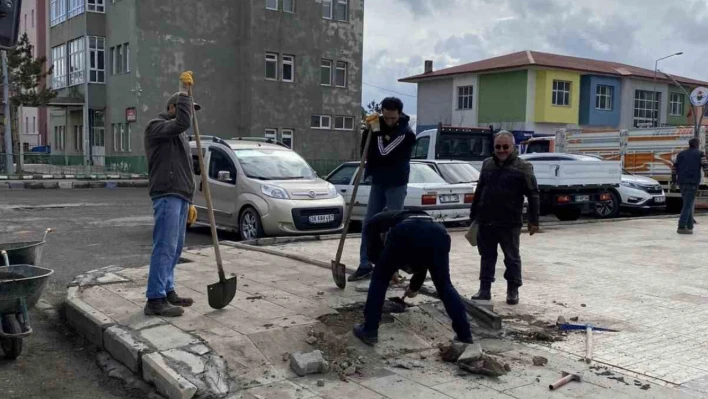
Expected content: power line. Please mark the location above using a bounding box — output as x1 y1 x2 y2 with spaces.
362 82 417 98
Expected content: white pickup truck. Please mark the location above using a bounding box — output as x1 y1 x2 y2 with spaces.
519 153 621 221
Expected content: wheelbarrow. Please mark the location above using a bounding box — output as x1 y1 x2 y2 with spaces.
0 229 55 360
0 228 53 266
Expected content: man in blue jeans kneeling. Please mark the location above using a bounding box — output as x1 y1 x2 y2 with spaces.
143 71 201 317
349 97 416 282
353 209 473 345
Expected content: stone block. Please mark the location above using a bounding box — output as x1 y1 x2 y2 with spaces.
65 297 114 347
104 325 152 373
289 350 329 376
142 353 197 399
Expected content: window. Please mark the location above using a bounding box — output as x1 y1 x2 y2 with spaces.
412 136 430 159
283 0 294 13
552 80 571 106
68 0 84 18
32 117 36 133
208 147 237 184
633 90 660 127
595 85 613 110
334 116 354 130
122 124 131 151
322 0 332 19
334 0 348 21
50 0 67 26
24 14 27 32
69 38 85 86
89 36 105 83
320 59 332 86
88 0 105 13
335 61 347 87
327 165 356 185
112 124 118 151
52 44 67 89
311 115 331 129
457 86 473 110
90 110 105 147
111 43 129 75
281 129 293 148
265 128 277 141
25 117 28 133
54 126 66 150
669 93 684 116
265 52 278 80
74 125 83 151
32 10 34 27
266 0 277 10
282 55 294 82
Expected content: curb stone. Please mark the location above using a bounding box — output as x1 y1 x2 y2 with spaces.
142 353 198 399
65 295 115 347
104 325 154 373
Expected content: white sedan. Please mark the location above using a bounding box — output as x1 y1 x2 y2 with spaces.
325 161 477 223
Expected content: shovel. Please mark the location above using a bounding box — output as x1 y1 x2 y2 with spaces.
331 116 376 288
187 86 237 309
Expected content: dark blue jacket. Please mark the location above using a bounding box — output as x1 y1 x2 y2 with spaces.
674 148 708 185
360 114 416 187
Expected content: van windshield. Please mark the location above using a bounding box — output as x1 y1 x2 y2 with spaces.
234 149 316 180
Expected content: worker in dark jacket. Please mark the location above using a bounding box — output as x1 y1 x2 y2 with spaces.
352 209 473 345
143 71 201 317
349 97 417 282
672 138 708 234
469 131 540 305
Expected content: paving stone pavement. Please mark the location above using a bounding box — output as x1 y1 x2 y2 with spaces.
65 215 707 398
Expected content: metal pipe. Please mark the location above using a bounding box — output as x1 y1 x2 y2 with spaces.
652 52 683 127
2 51 12 173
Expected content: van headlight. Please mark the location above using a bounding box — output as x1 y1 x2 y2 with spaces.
327 183 337 198
261 184 289 199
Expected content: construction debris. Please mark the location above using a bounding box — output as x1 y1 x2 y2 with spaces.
456 343 483 364
557 316 567 325
289 350 329 377
438 341 469 362
317 379 325 387
458 354 507 377
533 356 549 366
305 336 318 345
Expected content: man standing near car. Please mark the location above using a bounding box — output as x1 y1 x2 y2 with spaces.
348 97 417 282
673 138 708 234
469 131 540 305
143 71 200 317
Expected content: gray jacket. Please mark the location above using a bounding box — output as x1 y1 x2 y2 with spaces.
144 94 195 202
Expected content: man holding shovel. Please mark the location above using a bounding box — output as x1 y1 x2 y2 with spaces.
143 71 200 317
348 97 416 282
352 209 473 345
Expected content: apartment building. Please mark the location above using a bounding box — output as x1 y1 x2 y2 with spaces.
18 0 48 151
401 51 708 134
47 0 363 169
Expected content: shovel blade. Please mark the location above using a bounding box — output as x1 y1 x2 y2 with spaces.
207 275 238 309
331 260 346 289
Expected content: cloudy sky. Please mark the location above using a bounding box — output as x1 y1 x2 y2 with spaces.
361 0 708 114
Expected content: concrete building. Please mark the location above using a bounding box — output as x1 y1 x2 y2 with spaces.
401 51 708 135
18 0 48 151
47 0 363 171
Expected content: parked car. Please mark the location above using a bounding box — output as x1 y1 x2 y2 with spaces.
525 153 665 218
325 161 476 224
415 159 480 185
188 136 345 240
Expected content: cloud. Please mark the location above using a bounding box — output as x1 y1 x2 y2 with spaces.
361 0 708 112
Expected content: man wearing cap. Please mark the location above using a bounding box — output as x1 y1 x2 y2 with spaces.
143 71 201 317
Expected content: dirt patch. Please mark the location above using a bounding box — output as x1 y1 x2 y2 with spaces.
500 313 565 343
317 305 394 336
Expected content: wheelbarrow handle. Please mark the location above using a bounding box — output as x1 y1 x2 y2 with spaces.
1 250 8 267
43 228 55 242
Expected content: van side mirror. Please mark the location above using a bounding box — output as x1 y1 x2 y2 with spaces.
217 171 231 182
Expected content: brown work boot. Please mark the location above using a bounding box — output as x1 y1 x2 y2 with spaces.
167 290 194 307
144 298 184 317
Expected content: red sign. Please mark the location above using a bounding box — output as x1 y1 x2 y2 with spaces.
126 107 137 122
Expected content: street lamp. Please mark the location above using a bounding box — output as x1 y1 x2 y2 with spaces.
653 51 683 127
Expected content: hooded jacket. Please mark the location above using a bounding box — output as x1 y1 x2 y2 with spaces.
360 113 416 187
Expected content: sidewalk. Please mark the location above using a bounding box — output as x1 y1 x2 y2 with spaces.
63 216 705 398
0 179 148 189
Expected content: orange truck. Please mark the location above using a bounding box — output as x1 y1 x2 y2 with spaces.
522 126 708 210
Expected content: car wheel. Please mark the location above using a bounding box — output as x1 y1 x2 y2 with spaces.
239 207 265 241
593 190 620 219
555 207 582 221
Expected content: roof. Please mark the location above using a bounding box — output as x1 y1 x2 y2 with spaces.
399 50 708 86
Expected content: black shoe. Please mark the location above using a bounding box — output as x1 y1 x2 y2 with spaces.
506 285 519 305
677 228 693 235
353 323 378 345
348 267 373 282
471 281 492 301
167 290 194 307
144 298 184 317
453 335 474 344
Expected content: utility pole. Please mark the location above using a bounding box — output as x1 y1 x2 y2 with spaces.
2 50 12 174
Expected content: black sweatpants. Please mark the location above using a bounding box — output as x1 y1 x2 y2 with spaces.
476 224 522 287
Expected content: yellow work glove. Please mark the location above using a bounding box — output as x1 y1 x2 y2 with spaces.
187 204 197 226
179 71 194 94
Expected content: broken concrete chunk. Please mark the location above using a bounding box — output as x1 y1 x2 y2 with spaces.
344 366 357 376
305 336 318 345
641 384 651 390
569 316 579 322
503 363 512 372
438 341 469 362
289 350 329 377
458 355 507 377
557 316 567 325
317 379 325 387
456 343 483 364
533 356 549 366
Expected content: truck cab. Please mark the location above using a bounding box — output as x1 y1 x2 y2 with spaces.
411 124 494 170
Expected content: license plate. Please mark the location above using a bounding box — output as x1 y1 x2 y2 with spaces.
309 214 335 224
440 194 459 203
575 195 590 202
654 196 666 204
